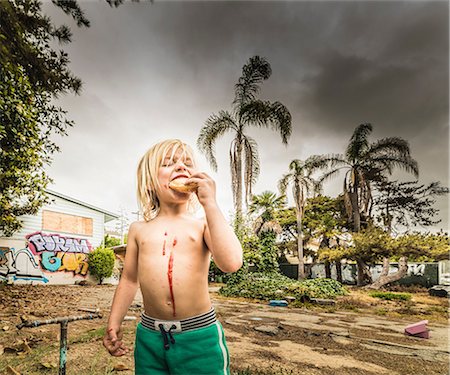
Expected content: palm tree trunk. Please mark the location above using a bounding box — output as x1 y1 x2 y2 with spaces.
349 190 361 231
235 139 243 221
296 210 305 280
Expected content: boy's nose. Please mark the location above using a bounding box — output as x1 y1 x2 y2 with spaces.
175 161 188 171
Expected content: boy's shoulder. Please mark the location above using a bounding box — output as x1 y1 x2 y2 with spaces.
129 215 206 228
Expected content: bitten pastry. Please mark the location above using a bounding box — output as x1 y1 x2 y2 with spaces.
169 178 198 193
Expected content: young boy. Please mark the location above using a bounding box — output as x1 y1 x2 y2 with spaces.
103 139 243 375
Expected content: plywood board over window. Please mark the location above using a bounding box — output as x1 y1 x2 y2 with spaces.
42 210 93 236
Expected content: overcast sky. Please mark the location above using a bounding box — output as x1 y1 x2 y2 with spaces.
42 0 449 232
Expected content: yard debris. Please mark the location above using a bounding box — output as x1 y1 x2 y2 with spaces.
6 365 21 375
113 363 130 371
78 307 100 313
39 361 56 369
310 298 336 305
2 325 10 331
428 285 449 298
404 320 430 339
254 325 279 335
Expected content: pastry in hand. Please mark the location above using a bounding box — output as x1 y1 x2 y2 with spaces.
169 178 198 193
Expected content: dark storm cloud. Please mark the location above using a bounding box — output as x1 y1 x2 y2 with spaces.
42 1 448 229
295 1 448 136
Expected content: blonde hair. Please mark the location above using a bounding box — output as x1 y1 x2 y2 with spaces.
137 139 198 221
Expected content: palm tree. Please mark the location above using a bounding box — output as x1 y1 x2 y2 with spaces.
308 123 418 285
197 56 292 221
278 159 320 280
249 190 285 236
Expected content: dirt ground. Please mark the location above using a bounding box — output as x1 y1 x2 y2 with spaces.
0 283 448 375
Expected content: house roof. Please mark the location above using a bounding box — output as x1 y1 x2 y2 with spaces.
46 189 120 222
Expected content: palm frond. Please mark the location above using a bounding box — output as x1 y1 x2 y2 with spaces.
304 154 348 173
233 56 272 107
239 100 292 144
366 137 411 159
197 110 236 171
371 155 419 178
277 173 292 196
243 135 260 205
318 166 346 185
346 123 372 161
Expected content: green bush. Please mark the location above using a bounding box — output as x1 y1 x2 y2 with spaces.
220 272 347 302
369 291 412 301
88 247 115 284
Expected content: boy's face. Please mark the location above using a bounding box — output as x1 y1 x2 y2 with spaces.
157 147 196 201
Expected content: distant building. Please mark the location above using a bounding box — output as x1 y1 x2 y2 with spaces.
0 190 119 285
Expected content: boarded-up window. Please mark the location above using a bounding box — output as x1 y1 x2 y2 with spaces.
42 210 93 236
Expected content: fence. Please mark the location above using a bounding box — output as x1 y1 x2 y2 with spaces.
279 261 449 288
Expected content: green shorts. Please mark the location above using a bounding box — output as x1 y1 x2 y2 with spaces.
134 312 230 375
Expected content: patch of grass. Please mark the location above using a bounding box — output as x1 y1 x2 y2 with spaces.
0 342 57 375
369 291 411 301
375 308 388 316
70 326 106 344
231 365 295 375
337 295 370 311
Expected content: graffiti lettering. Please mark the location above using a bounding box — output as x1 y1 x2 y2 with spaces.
407 263 425 277
41 251 89 276
27 232 91 254
24 232 92 276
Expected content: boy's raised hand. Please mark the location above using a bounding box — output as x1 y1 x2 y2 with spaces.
103 326 129 356
187 172 216 207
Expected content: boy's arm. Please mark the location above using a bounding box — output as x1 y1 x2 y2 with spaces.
103 221 140 356
203 204 243 273
188 172 242 273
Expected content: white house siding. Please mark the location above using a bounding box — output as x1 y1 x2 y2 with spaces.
0 192 118 285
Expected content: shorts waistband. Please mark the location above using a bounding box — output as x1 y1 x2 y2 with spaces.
141 307 216 332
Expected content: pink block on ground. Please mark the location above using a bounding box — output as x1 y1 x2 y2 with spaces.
404 320 428 335
415 330 430 339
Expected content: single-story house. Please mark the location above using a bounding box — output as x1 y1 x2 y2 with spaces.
0 189 119 285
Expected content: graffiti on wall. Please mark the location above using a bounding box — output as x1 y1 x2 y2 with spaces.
0 246 49 283
0 232 93 283
309 262 438 287
26 232 92 276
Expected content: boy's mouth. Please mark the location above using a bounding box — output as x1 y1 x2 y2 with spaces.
171 174 189 181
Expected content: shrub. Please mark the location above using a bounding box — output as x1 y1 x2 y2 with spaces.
220 272 347 302
88 247 115 284
369 291 411 301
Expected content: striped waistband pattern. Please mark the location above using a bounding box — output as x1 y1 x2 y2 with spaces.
141 307 216 332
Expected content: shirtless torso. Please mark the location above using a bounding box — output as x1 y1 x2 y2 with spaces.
134 214 212 320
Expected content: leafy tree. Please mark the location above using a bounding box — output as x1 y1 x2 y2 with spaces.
367 231 450 289
303 195 349 280
373 180 449 233
248 191 285 273
0 0 89 236
197 56 292 223
278 160 321 279
104 234 121 248
308 123 418 285
368 180 449 288
88 247 116 284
